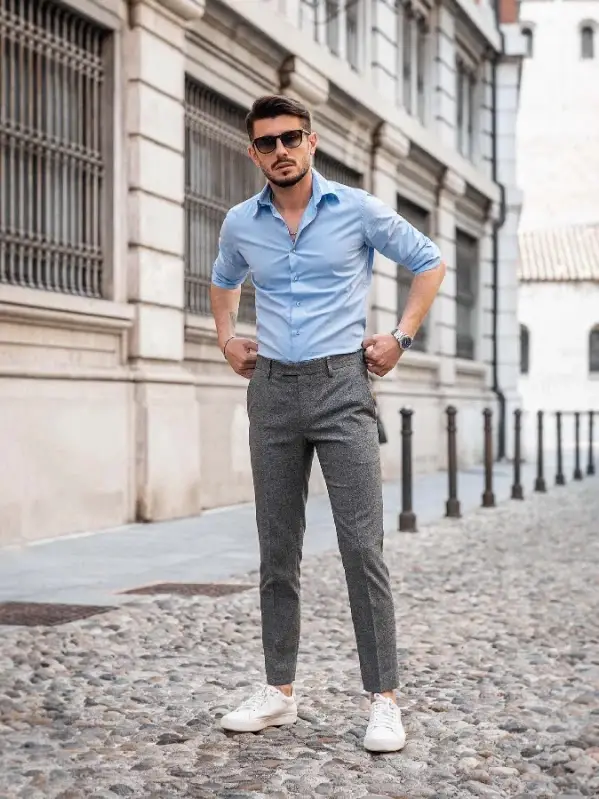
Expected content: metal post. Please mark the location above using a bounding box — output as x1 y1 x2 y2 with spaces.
445 406 461 518
555 411 565 486
574 411 583 480
534 410 547 492
398 408 417 533
587 410 595 476
511 409 524 500
482 408 496 508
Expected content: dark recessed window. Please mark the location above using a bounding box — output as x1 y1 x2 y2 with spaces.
589 325 599 372
520 324 530 374
581 26 595 59
522 27 533 58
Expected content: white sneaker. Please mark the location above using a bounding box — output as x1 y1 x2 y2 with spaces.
363 694 406 753
219 685 298 733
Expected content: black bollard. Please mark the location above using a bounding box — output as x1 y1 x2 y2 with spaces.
511 409 524 500
482 408 496 508
445 406 461 518
534 410 547 492
574 411 583 480
555 411 566 486
398 408 417 532
587 410 595 476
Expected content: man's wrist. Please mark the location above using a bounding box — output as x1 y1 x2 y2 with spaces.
221 335 236 357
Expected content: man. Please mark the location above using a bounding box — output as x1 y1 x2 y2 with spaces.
210 95 446 753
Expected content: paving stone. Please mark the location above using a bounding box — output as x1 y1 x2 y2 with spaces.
0 480 597 799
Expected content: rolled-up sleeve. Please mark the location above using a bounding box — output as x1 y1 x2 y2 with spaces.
211 211 250 289
363 192 442 275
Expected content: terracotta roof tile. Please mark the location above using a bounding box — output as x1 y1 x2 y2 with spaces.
518 223 599 282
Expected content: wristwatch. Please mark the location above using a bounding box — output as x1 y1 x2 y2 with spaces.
391 328 413 351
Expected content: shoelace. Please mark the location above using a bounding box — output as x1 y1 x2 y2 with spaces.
369 697 400 731
238 686 276 712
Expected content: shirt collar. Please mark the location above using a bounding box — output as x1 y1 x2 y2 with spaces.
254 168 338 216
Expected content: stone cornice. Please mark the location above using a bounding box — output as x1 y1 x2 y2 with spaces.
131 0 205 23
441 168 467 198
374 123 411 161
279 56 329 108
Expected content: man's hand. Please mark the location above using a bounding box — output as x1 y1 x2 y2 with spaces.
362 334 402 377
223 337 258 378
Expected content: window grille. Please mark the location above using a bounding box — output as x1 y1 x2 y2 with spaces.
455 230 478 360
314 151 361 186
0 0 109 297
184 80 264 322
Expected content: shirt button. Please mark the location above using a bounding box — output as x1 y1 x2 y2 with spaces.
293 276 299 281
296 301 301 306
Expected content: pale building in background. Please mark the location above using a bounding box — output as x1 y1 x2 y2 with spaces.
0 0 524 545
516 0 599 457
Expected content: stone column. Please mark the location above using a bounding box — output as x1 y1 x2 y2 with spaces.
126 0 204 521
371 0 398 101
434 169 465 388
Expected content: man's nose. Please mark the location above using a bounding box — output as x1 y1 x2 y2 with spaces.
274 138 288 157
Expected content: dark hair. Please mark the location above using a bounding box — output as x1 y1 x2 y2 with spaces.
245 95 312 140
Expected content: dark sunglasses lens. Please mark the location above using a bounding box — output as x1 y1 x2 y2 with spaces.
254 136 276 154
280 131 303 148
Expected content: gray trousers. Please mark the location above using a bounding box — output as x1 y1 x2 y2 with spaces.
247 349 399 694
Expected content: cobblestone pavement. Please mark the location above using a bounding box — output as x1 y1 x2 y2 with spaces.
1 480 598 799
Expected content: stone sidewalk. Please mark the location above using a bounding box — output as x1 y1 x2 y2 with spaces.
1 478 598 799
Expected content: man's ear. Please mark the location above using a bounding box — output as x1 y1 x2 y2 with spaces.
247 144 260 167
308 131 319 155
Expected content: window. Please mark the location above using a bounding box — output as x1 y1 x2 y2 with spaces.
184 81 264 322
455 230 478 360
303 0 361 69
522 27 533 58
396 197 430 352
520 325 530 374
581 26 595 59
314 151 362 186
402 7 413 115
346 0 359 71
325 0 340 54
416 19 428 123
456 60 477 160
590 325 599 372
0 0 109 298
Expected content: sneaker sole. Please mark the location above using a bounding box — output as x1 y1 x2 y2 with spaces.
363 734 407 753
220 710 298 733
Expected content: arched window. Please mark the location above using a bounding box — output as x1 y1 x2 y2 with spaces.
520 324 530 374
590 325 599 372
522 27 534 58
581 25 595 59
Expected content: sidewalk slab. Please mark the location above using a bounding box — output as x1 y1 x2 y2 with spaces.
0 458 558 607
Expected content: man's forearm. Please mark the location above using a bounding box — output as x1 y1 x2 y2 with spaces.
210 284 242 350
398 262 446 337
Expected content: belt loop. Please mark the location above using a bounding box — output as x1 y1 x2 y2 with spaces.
267 359 272 379
326 356 333 377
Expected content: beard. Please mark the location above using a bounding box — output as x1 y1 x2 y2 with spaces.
263 158 311 188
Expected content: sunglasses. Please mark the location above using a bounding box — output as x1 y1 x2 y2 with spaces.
252 129 309 155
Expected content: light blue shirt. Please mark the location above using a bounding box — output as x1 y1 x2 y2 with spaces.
212 169 442 363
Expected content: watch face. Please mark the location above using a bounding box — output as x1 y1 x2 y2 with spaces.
401 335 413 349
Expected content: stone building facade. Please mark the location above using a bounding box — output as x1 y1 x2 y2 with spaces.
516 0 599 457
0 0 524 545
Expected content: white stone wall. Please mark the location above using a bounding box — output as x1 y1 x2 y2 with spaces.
0 0 522 545
519 282 599 458
517 0 599 230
